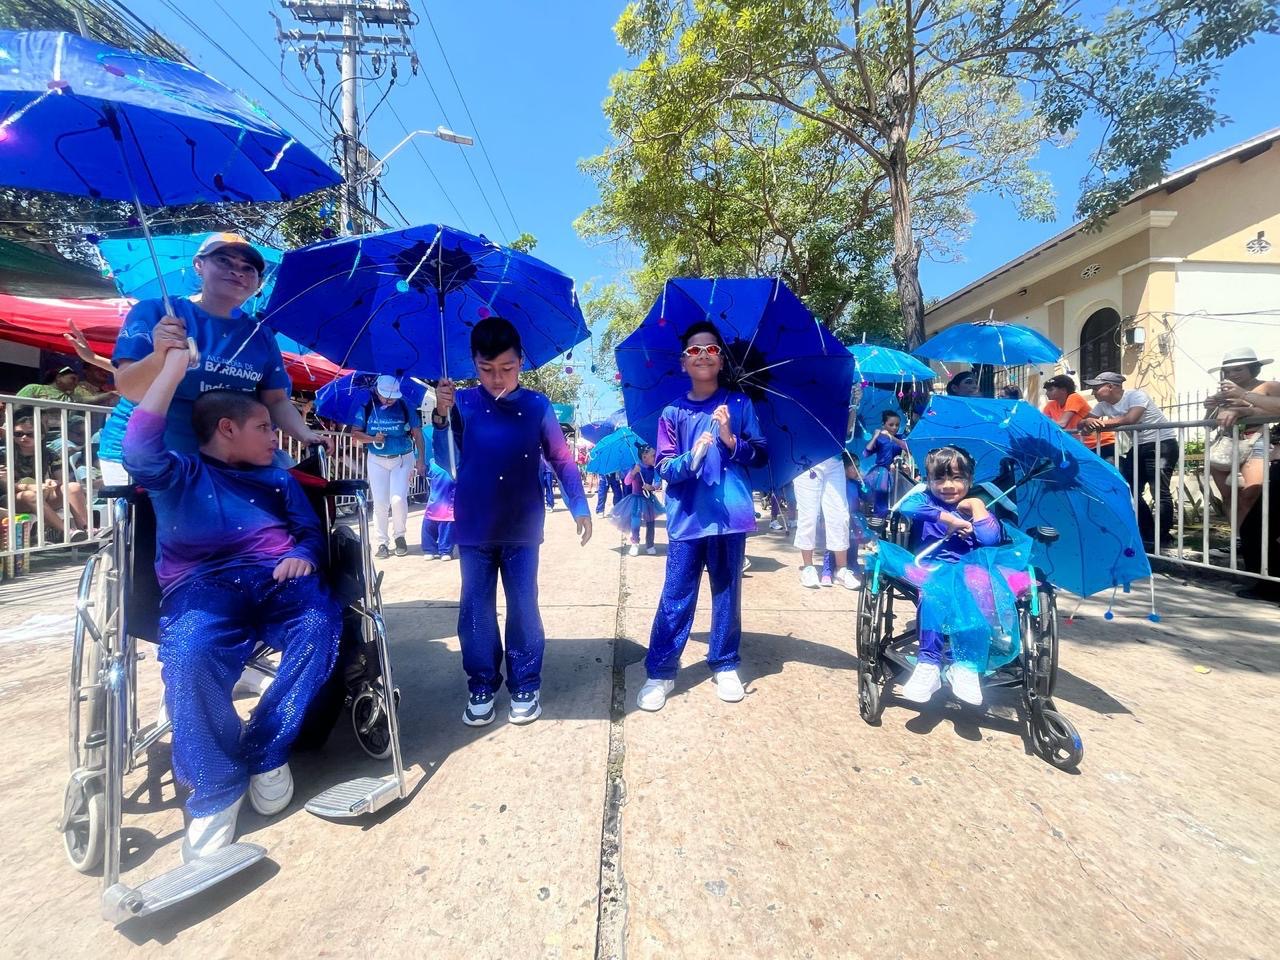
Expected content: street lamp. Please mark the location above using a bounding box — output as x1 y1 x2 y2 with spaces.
361 125 474 181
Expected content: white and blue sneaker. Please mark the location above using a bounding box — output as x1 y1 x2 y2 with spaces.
509 690 542 725
463 691 495 726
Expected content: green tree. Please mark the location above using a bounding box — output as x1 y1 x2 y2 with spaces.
611 0 1277 347
521 361 583 407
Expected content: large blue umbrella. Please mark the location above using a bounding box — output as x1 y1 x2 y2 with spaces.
98 234 282 315
315 372 427 427
850 343 936 382
585 427 646 476
263 224 589 379
0 30 338 314
579 420 617 444
915 320 1061 366
616 278 856 490
905 395 1150 598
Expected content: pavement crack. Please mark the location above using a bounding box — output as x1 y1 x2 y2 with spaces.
595 548 630 960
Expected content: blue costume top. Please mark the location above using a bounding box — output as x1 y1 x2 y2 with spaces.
448 385 589 546
123 409 325 598
113 297 291 454
655 388 767 541
356 398 420 457
868 432 902 468
899 489 1004 560
97 396 136 464
425 460 456 522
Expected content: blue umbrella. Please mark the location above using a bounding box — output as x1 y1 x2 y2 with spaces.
579 420 617 444
98 234 282 315
263 224 589 379
915 320 1061 366
850 343 936 382
0 30 338 314
315 371 427 427
616 278 857 490
905 395 1150 598
585 427 646 475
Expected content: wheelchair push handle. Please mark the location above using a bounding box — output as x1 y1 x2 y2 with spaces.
308 442 330 480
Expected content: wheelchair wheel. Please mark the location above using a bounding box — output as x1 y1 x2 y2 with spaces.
62 776 105 873
351 686 399 760
1031 708 1083 771
1019 589 1059 699
858 671 881 725
855 583 886 724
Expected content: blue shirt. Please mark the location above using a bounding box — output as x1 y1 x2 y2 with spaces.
449 385 589 546
113 297 291 454
123 409 325 599
424 460 455 522
655 389 767 541
356 398 421 458
867 432 903 468
97 396 136 464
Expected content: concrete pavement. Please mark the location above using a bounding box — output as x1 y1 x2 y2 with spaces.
0 506 1276 958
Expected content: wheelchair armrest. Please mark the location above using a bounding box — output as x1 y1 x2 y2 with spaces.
325 479 370 497
1029 525 1060 545
98 484 143 503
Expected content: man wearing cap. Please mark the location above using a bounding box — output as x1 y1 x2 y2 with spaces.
1080 372 1178 548
351 375 426 557
17 364 114 405
112 232 329 456
1204 347 1280 523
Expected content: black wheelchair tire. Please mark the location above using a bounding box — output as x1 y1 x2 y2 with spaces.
1033 708 1083 771
62 778 105 873
351 688 397 761
858 670 882 725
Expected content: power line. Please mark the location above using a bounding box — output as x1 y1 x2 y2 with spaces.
417 3 522 237
383 99 471 230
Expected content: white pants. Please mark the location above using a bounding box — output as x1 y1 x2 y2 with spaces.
792 456 850 553
367 452 414 546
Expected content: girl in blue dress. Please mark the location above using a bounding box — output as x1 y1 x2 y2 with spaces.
612 444 664 556
637 321 768 712
863 410 908 518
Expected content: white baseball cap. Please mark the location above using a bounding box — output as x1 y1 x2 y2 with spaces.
375 375 402 399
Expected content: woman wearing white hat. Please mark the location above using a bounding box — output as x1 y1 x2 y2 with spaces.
1205 347 1280 522
352 375 426 557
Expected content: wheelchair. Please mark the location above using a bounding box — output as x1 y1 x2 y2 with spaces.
61 450 406 924
854 484 1084 772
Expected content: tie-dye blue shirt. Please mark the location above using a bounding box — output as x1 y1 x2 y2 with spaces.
448 385 589 546
424 460 456 522
656 389 767 540
123 409 324 598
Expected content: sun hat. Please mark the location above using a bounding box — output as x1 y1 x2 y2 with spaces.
1210 347 1273 374
375 375 402 400
194 232 266 272
1083 371 1126 387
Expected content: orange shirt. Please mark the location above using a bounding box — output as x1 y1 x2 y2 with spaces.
1044 392 1114 449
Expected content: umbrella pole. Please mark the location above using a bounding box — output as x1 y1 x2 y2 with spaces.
437 284 458 476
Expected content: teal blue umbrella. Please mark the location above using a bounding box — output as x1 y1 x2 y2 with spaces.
585 427 646 475
98 234 282 315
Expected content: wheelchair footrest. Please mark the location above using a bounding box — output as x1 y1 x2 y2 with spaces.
101 842 267 925
305 775 402 819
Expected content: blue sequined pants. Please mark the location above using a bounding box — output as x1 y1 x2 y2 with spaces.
645 533 746 680
458 544 544 696
158 567 341 817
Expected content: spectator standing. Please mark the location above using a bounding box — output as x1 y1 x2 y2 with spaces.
351 375 426 558
1204 347 1280 522
945 370 980 397
1042 374 1116 460
1081 372 1178 548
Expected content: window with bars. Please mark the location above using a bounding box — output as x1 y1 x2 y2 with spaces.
1080 308 1122 379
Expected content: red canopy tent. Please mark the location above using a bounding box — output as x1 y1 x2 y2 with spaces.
0 293 346 390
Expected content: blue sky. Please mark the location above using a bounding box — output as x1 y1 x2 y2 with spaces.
128 1 1277 413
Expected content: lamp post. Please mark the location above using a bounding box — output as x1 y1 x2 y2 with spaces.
366 126 473 225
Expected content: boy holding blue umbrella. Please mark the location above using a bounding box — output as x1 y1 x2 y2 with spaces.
433 317 592 726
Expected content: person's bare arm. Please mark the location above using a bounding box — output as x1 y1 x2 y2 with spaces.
261 388 330 450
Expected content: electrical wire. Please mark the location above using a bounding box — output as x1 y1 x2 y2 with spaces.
383 99 471 230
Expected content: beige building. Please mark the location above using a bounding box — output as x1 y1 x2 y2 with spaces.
925 128 1280 409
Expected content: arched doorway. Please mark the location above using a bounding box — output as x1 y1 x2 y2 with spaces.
1079 308 1121 380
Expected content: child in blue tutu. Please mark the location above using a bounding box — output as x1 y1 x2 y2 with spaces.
863 410 908 519
612 444 664 556
421 459 456 561
878 445 1033 708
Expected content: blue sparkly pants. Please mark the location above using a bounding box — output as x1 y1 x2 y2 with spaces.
421 517 454 557
458 544 544 696
158 567 342 817
595 473 623 513
645 533 746 680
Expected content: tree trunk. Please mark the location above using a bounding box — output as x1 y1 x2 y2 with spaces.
886 139 926 348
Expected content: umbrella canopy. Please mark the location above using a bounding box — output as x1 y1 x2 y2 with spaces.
263 224 589 378
915 320 1061 366
0 30 339 205
98 234 281 315
905 395 1150 597
616 277 856 490
850 343 936 383
315 372 427 427
585 427 646 476
0 292 344 390
578 420 616 444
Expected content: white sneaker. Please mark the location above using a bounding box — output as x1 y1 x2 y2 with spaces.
637 678 675 712
901 662 941 703
441 554 453 563
769 519 784 531
628 544 640 557
834 567 861 590
248 764 293 816
948 665 984 706
181 795 244 863
233 664 274 699
799 565 820 588
645 547 657 556
714 669 745 702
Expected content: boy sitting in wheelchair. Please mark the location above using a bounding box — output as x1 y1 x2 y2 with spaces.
881 445 1034 707
123 340 341 863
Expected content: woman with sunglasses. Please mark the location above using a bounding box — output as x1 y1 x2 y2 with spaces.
111 232 328 456
636 321 768 713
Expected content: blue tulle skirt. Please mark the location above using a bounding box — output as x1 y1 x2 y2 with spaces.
609 492 664 534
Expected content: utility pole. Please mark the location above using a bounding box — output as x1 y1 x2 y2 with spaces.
275 1 418 235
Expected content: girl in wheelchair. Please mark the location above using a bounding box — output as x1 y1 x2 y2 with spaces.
891 446 1032 707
